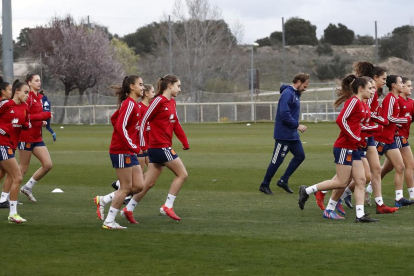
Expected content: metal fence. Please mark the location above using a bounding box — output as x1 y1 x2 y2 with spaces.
47 83 341 124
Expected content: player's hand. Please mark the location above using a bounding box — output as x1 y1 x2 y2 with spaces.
42 121 47 127
182 147 190 150
297 125 307 133
50 112 54 119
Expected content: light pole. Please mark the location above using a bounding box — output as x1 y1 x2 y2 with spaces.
250 42 259 121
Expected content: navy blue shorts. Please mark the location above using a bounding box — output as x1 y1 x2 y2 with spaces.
148 147 178 164
18 141 46 152
366 136 376 147
395 136 409 149
333 147 360 166
110 153 139 168
357 148 367 159
375 140 398 156
0 146 15 161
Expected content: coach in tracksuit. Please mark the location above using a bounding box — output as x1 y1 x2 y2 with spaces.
259 73 310 195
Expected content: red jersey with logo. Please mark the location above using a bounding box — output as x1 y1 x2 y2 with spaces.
360 101 383 145
19 91 52 142
109 97 141 155
0 100 30 149
396 96 414 138
374 93 409 144
367 91 388 126
334 96 364 150
137 102 150 147
139 96 189 150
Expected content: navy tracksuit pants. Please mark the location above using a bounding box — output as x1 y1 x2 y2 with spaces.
262 139 305 186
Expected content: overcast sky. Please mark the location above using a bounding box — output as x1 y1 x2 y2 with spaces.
7 0 414 44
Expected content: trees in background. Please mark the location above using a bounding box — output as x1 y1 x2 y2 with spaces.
380 25 414 60
323 23 354 45
285 17 318 45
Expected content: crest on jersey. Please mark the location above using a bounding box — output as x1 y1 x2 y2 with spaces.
10 110 14 113
11 118 18 124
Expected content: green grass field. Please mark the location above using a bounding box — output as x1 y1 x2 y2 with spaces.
1 123 414 275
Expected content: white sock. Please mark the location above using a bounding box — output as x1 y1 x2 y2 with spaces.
340 187 352 200
375 196 384 206
356 204 365 218
395 190 403 201
116 180 120 189
102 192 115 205
326 198 338 211
366 182 373 194
104 206 119 223
25 177 37 189
0 192 9 203
305 185 318 195
321 190 328 194
408 188 414 199
9 200 17 216
165 194 176 208
126 199 138 212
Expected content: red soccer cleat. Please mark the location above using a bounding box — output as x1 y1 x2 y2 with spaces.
315 191 326 210
160 204 181 221
120 207 138 224
376 203 398 214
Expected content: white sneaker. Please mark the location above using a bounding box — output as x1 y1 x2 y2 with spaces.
20 186 37 203
8 213 27 224
93 196 105 221
102 221 127 230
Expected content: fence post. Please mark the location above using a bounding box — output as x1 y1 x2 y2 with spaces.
200 105 204 123
270 103 272 121
234 104 237 122
217 104 220 122
306 103 309 121
78 107 82 124
325 102 328 121
92 106 96 125
184 105 187 123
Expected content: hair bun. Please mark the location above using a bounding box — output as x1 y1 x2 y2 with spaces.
0 76 3 83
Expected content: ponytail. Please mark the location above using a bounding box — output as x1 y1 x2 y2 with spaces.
111 75 140 107
334 75 371 108
0 76 10 96
11 79 29 99
156 74 179 97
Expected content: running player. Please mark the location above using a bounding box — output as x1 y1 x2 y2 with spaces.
96 75 145 229
374 75 413 207
298 75 379 222
18 74 53 203
0 80 30 223
380 77 414 204
122 74 189 222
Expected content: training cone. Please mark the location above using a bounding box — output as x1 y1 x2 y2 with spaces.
51 188 64 193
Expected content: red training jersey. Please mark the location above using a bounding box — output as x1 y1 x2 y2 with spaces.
367 91 388 126
139 96 189 150
396 96 414 138
19 91 52 142
334 96 365 150
374 93 409 144
0 100 30 149
109 97 141 155
137 102 150 148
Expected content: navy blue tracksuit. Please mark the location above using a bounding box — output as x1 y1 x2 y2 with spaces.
261 85 305 186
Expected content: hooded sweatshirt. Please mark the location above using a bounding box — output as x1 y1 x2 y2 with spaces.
274 85 301 141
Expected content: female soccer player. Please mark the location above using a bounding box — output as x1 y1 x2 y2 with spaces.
18 74 52 203
380 77 414 204
298 75 379 222
0 77 12 208
122 74 189 222
0 80 31 223
374 75 412 206
98 75 145 229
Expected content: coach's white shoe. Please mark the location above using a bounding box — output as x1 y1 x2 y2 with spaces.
20 186 37 203
102 221 127 230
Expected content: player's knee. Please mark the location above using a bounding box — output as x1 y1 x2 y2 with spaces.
180 171 188 181
43 161 53 172
395 164 405 174
131 184 143 195
20 165 29 175
13 175 23 185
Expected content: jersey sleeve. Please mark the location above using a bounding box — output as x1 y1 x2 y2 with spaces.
278 92 299 129
115 100 139 153
173 111 189 149
335 98 361 142
139 97 164 150
385 96 409 124
29 111 51 121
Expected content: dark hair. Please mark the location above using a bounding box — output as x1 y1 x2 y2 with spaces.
386 75 402 91
0 76 11 95
111 75 141 107
156 74 180 97
25 74 39 83
39 90 44 95
402 77 411 84
142 84 154 100
292 73 310 84
353 61 386 96
334 75 371 108
12 79 29 99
